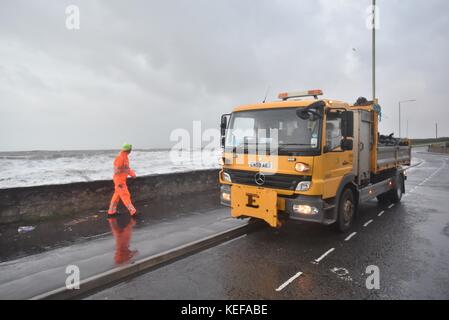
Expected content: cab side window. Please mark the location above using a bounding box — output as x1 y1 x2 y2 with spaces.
326 113 343 150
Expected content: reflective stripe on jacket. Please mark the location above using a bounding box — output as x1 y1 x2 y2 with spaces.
113 151 135 178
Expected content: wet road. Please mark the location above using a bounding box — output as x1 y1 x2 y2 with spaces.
88 151 449 299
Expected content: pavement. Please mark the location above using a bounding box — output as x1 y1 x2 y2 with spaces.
87 151 449 299
0 190 221 262
0 192 246 299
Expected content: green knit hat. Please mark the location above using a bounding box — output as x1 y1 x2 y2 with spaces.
122 143 132 151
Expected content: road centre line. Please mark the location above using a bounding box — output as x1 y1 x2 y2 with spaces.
363 219 373 227
275 271 303 292
313 248 335 264
344 232 357 241
388 204 395 209
378 210 385 217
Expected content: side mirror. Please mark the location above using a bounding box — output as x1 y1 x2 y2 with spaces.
296 101 325 121
296 109 310 120
220 115 228 136
341 111 354 137
220 114 230 148
296 108 322 120
341 138 353 151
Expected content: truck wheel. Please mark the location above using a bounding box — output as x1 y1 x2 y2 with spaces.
389 174 403 203
336 188 355 233
376 193 390 203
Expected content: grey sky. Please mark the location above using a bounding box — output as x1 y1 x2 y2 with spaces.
0 0 448 151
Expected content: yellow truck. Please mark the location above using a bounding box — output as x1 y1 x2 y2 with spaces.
219 90 411 232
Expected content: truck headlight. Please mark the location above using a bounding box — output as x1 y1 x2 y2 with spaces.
295 162 310 172
220 184 231 205
296 181 311 191
221 192 231 202
293 204 318 215
222 172 232 183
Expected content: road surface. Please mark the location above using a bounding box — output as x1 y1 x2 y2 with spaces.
88 151 449 299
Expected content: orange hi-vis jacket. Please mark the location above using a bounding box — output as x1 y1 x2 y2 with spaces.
113 151 136 182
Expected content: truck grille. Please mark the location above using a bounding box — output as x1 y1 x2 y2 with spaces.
224 169 310 191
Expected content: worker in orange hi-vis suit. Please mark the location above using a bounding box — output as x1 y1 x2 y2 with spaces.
108 216 138 265
108 143 137 216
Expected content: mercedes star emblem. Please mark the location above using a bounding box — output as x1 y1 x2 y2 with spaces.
255 172 266 186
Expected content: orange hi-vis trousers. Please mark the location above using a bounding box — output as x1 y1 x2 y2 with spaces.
108 177 136 215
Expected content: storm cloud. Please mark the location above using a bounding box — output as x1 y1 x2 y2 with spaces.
0 0 448 151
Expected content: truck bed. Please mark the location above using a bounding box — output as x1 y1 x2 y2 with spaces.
376 144 411 171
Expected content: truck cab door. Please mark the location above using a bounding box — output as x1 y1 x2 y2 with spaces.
321 111 354 199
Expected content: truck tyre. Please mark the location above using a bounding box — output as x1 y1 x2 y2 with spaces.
336 188 355 233
376 193 390 203
389 174 403 203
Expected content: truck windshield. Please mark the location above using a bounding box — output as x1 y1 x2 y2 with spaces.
225 108 321 155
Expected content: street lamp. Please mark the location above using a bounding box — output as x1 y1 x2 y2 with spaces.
398 100 416 138
372 0 376 101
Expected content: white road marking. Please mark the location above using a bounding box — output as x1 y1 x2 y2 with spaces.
275 271 303 292
314 248 335 264
417 162 447 187
378 210 385 217
388 204 395 209
405 159 425 172
344 232 357 241
363 219 374 227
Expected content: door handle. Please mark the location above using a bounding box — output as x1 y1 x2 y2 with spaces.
359 142 364 151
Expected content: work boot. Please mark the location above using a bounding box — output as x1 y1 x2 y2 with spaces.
127 204 137 217
107 211 118 218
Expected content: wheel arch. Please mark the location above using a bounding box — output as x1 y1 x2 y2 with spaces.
335 173 359 213
398 169 406 193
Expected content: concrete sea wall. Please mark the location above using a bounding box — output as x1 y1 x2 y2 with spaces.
428 144 449 154
0 169 220 224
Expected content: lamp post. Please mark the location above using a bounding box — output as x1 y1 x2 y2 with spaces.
372 0 376 101
407 119 409 137
398 99 416 138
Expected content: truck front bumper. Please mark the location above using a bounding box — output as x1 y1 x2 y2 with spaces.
220 184 336 226
285 195 336 225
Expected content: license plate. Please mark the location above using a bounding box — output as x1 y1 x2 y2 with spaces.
231 185 278 227
249 161 272 169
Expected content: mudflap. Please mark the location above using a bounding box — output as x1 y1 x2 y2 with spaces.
231 185 279 227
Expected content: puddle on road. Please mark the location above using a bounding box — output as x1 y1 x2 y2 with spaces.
0 191 220 262
330 267 353 282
